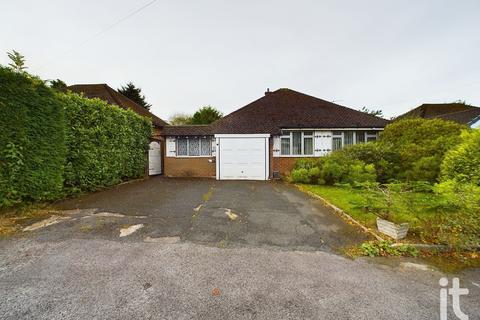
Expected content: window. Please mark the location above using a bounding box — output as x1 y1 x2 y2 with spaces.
332 137 342 151
303 131 313 155
344 131 354 146
280 137 290 155
356 131 365 143
366 131 378 142
292 132 302 155
280 131 314 156
331 130 380 150
176 137 212 157
177 138 188 156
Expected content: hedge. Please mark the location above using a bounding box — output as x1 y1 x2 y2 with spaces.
60 93 152 193
0 67 152 207
0 67 66 206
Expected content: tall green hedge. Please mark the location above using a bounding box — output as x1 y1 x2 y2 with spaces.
60 93 152 193
0 67 66 206
0 67 152 207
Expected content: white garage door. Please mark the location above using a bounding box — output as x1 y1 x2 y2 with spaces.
148 141 162 175
216 134 269 180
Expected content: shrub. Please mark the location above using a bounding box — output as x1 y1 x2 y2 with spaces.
379 118 466 182
433 180 480 248
441 130 480 185
0 67 66 206
290 168 309 183
60 92 152 193
339 142 400 183
319 158 344 185
344 162 377 185
294 158 320 170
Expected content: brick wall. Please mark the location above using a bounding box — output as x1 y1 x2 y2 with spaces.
272 157 298 177
273 157 320 178
164 157 216 178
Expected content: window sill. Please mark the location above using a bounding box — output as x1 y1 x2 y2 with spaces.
275 155 316 158
175 155 214 158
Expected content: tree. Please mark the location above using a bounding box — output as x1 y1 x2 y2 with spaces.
191 105 223 124
169 113 193 125
118 82 151 110
7 50 27 72
360 107 383 117
49 79 68 92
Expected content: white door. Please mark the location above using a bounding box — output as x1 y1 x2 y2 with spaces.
216 135 269 180
148 141 162 175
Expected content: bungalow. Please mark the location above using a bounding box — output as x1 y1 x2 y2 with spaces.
68 84 169 176
163 88 388 180
398 102 480 128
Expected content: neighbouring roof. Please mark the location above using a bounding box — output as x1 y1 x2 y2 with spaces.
471 115 480 128
68 84 168 127
399 103 480 125
162 125 212 136
209 88 388 135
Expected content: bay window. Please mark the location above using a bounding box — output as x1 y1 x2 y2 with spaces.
176 137 212 157
280 131 314 156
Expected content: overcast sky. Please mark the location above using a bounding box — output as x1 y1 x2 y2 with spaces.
2 0 479 120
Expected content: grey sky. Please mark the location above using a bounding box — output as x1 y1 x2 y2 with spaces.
2 0 479 120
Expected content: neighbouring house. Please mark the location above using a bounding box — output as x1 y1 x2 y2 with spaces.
68 84 168 176
398 102 480 128
162 88 388 180
471 115 480 129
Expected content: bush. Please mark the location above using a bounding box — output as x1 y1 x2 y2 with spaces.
294 158 320 170
379 118 466 182
60 93 152 193
339 142 400 183
318 158 344 185
433 180 480 248
290 168 310 183
441 130 480 185
0 67 66 206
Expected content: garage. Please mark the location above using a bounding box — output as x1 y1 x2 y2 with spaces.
215 134 269 180
148 141 162 175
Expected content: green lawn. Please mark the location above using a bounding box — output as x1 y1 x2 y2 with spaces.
298 184 440 240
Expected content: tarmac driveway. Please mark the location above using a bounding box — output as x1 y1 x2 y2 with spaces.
50 177 368 251
1 177 479 319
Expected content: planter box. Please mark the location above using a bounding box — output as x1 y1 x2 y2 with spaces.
376 218 409 240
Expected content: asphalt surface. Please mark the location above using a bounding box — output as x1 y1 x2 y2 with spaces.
0 177 479 319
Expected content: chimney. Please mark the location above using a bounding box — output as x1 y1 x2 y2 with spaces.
265 88 271 95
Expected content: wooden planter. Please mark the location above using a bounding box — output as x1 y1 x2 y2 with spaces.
376 218 409 240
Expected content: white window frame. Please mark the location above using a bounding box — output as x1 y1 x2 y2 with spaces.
176 136 213 158
331 130 379 151
279 130 315 157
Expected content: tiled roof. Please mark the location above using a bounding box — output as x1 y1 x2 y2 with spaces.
399 103 480 125
436 108 480 125
163 125 212 136
209 88 388 135
68 84 168 127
